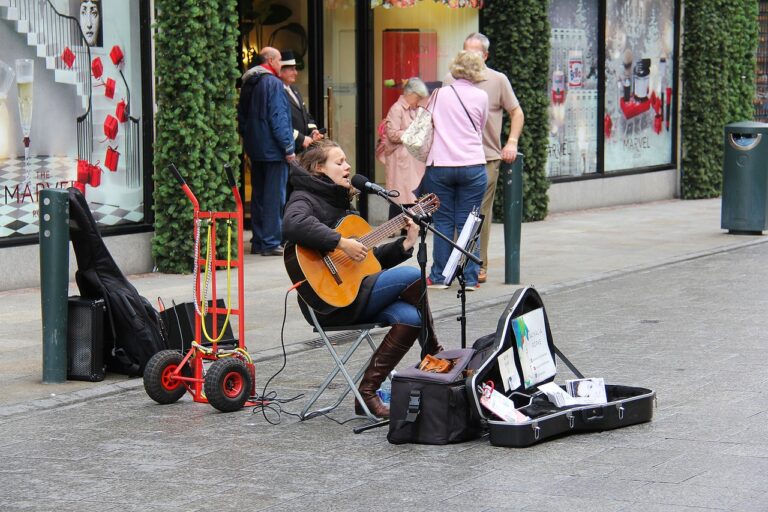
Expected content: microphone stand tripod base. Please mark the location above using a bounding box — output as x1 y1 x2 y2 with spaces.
353 418 389 434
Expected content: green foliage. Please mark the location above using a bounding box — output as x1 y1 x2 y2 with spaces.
681 0 758 198
482 0 550 222
152 0 242 273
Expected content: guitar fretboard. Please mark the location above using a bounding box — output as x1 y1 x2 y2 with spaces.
357 205 427 248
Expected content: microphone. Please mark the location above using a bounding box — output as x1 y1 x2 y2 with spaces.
350 174 399 197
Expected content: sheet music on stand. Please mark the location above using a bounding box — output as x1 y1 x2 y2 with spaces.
442 209 483 285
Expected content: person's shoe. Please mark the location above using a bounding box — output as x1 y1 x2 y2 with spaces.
465 283 480 292
426 277 448 290
261 247 284 256
478 269 487 283
250 245 259 255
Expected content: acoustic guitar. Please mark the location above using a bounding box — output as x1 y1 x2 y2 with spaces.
284 194 440 314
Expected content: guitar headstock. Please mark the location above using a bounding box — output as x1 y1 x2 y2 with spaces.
409 193 440 217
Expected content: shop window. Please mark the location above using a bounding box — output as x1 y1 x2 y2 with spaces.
546 0 599 178
604 0 676 172
238 0 310 217
372 1 481 182
0 0 147 242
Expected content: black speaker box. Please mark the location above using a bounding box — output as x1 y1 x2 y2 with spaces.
67 296 107 382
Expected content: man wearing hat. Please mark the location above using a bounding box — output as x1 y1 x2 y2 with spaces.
279 50 324 153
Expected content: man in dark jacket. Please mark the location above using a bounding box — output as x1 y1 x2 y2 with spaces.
239 46 295 256
278 50 324 154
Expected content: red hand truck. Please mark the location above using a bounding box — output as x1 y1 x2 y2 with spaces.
143 164 265 412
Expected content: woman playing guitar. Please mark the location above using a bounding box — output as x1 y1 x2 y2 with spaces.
283 140 443 418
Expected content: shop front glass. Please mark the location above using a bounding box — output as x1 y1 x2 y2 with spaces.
546 0 599 178
371 0 481 184
0 0 147 242
323 1 357 168
238 0 313 214
238 1 357 212
604 0 676 172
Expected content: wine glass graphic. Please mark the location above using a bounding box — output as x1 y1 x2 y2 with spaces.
15 59 34 182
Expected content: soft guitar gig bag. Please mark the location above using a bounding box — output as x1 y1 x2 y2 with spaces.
68 187 167 376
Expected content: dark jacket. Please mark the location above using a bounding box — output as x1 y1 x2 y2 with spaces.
238 66 295 162
283 164 413 326
285 84 318 154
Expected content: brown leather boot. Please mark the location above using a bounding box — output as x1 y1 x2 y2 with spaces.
355 324 419 418
400 280 444 357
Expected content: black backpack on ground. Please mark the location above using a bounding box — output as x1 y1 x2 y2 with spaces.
68 187 167 376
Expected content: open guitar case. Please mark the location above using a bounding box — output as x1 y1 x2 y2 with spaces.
466 286 656 447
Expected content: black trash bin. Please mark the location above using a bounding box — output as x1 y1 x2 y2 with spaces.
721 121 768 234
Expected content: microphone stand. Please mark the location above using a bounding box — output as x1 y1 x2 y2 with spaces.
353 189 482 435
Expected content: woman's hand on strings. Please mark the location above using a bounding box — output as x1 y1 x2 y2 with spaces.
402 217 420 251
338 237 368 262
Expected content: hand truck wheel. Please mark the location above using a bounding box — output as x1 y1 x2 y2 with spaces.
204 358 252 412
144 350 191 404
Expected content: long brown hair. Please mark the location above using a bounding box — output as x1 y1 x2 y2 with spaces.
299 139 341 176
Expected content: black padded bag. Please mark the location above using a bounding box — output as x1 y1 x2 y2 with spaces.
160 299 236 352
387 349 481 445
68 187 166 376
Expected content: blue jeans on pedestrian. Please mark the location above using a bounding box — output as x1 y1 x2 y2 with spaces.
250 160 288 252
422 164 487 286
361 266 422 327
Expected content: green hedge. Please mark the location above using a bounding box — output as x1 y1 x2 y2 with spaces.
681 0 758 198
482 0 550 222
152 0 241 273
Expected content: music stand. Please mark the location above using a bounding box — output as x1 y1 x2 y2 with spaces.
442 208 484 349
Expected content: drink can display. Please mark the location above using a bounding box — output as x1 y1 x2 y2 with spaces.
568 50 583 88
553 69 565 93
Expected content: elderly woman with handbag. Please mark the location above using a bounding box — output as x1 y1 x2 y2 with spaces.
378 77 430 220
422 50 488 290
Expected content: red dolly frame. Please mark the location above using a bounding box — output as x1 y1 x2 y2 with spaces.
143 164 264 412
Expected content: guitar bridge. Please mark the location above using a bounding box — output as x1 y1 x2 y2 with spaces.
323 254 343 285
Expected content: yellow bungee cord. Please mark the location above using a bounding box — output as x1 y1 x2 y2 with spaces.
199 219 233 343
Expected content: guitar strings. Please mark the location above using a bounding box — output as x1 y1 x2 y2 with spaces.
329 203 430 266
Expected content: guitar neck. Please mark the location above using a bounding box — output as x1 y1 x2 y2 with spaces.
357 214 409 249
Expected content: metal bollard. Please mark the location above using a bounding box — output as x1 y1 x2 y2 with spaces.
39 188 69 383
503 154 524 284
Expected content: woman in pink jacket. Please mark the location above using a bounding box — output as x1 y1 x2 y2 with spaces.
380 78 430 220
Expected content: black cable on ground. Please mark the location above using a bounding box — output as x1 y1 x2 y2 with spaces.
250 287 304 424
249 286 373 427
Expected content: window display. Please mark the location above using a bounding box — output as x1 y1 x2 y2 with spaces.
604 0 676 172
0 0 146 240
546 0 598 178
372 1 481 184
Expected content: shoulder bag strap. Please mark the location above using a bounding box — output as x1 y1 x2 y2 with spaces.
449 85 478 134
425 88 439 112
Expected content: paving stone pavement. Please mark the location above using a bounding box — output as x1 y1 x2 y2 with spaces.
1 242 768 511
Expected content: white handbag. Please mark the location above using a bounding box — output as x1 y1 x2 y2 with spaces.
401 90 438 163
